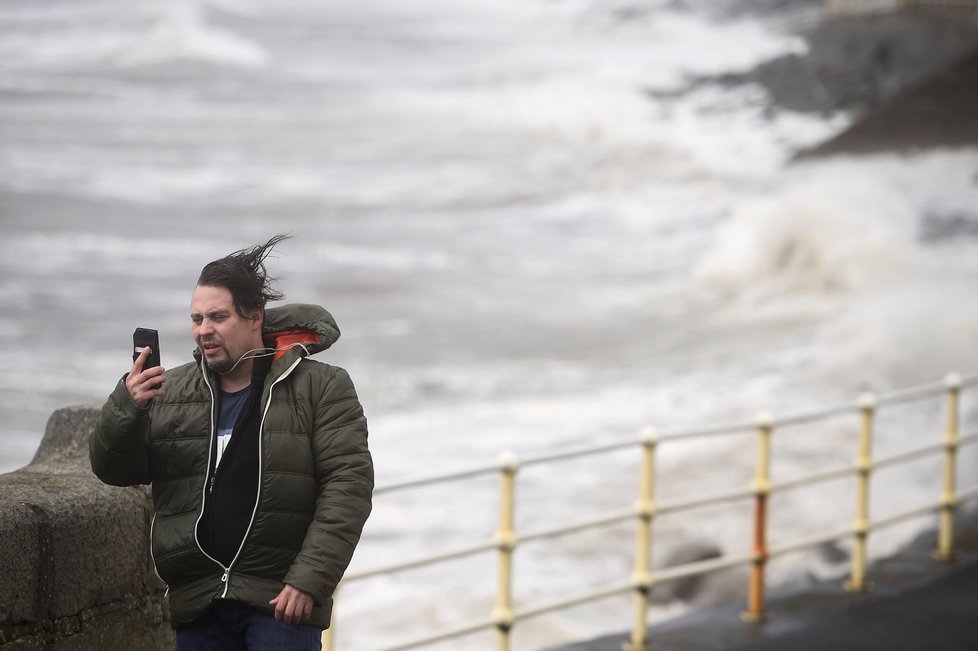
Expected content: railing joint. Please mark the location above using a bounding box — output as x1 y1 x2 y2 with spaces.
853 459 874 474
858 391 878 410
494 531 517 552
634 499 656 520
498 450 520 474
490 609 515 632
638 426 658 447
631 570 653 591
750 479 771 495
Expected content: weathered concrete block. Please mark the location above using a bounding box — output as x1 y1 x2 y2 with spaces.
29 404 102 472
1 405 173 650
1 471 153 620
0 502 40 624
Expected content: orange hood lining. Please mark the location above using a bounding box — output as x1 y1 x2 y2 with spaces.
265 329 319 362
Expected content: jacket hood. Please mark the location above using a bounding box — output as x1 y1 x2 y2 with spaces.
262 303 341 359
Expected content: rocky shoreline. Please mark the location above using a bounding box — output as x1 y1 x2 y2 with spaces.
651 3 978 155
737 5 978 116
796 44 978 157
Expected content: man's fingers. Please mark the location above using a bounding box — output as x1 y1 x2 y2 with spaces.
146 367 166 387
270 595 285 622
269 585 313 624
132 345 150 374
125 359 166 409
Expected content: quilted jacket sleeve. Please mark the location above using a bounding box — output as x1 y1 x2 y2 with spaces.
284 366 373 603
89 375 153 486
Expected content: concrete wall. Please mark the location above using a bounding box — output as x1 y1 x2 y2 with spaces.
0 406 173 650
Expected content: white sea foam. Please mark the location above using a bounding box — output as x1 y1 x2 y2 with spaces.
696 166 920 301
696 151 978 392
815 281 978 390
118 1 266 68
0 0 265 70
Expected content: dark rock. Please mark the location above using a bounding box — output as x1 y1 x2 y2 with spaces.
796 45 978 157
713 8 978 117
652 541 750 607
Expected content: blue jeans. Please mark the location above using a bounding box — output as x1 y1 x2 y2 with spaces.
175 600 323 651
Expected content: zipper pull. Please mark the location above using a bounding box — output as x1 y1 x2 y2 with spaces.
221 570 229 583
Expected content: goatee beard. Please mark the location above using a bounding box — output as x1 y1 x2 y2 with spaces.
201 342 234 375
207 357 234 375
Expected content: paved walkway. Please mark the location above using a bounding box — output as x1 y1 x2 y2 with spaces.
549 515 978 651
722 558 978 651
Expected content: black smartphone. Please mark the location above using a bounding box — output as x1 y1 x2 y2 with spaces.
133 327 162 370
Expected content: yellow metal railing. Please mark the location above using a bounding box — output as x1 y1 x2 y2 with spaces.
324 372 978 651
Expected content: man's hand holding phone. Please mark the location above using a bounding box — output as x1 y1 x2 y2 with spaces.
127 336 166 409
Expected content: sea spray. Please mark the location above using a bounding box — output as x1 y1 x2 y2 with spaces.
695 162 919 303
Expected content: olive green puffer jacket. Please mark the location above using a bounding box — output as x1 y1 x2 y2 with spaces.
89 304 373 629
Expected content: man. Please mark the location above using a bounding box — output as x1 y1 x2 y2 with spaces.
90 235 373 650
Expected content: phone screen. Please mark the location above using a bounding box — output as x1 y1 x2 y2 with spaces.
133 327 161 370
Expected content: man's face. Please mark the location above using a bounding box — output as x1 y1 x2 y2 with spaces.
190 285 263 375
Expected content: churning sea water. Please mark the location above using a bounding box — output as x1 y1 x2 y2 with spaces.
2 0 978 648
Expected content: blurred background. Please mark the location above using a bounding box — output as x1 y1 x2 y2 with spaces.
2 0 978 648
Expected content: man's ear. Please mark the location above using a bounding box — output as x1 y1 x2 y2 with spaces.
251 308 265 331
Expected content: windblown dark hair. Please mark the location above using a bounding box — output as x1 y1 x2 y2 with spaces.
197 234 290 320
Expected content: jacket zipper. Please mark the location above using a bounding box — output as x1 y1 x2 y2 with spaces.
194 355 306 598
148 510 169 597
192 358 231 587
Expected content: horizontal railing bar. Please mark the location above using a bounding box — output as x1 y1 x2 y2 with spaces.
768 400 862 428
769 527 853 559
372 381 975 499
518 508 636 544
771 465 853 493
657 487 755 515
364 617 495 651
955 484 978 502
374 462 503 495
875 382 946 407
344 540 497 582
653 551 754 584
870 503 938 532
658 421 757 442
514 580 634 622
959 371 978 387
521 439 639 467
960 431 978 445
875 442 942 470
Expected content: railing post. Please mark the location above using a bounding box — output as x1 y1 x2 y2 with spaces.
624 427 657 651
845 392 876 592
322 584 340 651
935 373 961 561
492 451 519 651
742 411 772 623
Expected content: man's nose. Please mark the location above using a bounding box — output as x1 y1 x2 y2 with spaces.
196 320 215 335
